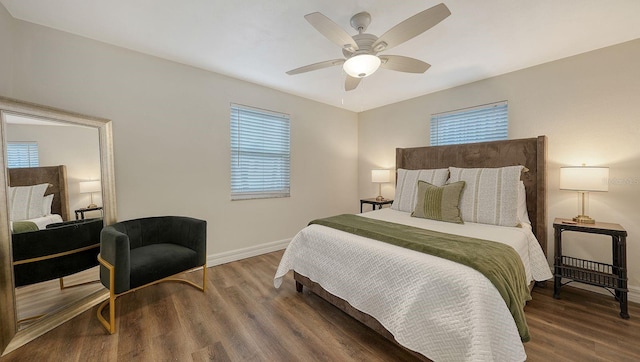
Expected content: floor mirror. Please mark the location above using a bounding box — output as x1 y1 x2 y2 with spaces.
0 97 117 356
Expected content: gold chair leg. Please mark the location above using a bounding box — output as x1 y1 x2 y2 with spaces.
97 254 117 334
96 259 207 334
202 264 207 292
162 264 207 292
60 276 100 290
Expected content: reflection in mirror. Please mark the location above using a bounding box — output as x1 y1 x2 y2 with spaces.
6 115 104 331
0 97 116 356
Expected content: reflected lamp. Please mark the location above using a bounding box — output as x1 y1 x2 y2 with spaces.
79 180 102 208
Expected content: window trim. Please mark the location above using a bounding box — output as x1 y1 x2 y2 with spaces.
430 101 508 146
230 103 291 201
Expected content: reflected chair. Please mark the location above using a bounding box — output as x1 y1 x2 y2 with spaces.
96 216 207 334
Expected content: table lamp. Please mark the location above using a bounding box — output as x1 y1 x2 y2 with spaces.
371 169 391 201
560 165 609 224
79 180 102 208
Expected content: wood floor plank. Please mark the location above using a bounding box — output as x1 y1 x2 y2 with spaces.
191 342 232 362
3 250 640 362
15 267 103 330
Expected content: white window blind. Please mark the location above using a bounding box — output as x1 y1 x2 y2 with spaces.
230 104 290 200
7 142 39 168
430 101 508 146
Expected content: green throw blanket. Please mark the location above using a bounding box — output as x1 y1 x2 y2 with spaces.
309 214 532 342
12 221 39 234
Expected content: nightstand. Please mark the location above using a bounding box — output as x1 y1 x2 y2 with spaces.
360 198 393 213
553 218 628 319
75 206 104 220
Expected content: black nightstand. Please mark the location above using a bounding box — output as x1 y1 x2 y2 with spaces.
75 206 104 220
553 218 628 319
360 198 393 213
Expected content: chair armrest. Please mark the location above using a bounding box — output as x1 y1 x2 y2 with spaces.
46 217 102 229
170 217 207 266
99 226 131 294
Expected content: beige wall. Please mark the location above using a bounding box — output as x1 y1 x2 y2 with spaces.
7 124 101 214
358 39 640 300
0 3 13 97
4 4 639 299
8 18 359 259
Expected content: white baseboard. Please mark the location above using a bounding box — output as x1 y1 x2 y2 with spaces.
629 285 640 304
560 280 640 304
206 238 291 267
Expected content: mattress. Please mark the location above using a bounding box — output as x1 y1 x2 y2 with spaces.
274 208 552 362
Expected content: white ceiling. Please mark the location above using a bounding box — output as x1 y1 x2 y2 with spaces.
2 0 640 112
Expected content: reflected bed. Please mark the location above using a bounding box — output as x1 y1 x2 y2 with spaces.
8 165 101 288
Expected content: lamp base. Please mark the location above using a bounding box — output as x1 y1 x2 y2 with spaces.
573 215 595 224
86 203 98 209
375 195 385 201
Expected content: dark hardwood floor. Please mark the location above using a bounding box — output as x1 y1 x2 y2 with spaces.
2 250 639 361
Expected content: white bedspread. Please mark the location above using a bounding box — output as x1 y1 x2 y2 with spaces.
274 208 552 362
10 214 63 232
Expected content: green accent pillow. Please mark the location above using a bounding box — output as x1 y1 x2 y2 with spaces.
411 180 465 223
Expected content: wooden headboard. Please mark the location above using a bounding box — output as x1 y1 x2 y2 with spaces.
396 136 547 255
7 165 71 221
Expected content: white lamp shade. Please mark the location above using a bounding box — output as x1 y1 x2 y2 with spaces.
79 180 102 193
343 54 381 78
371 169 391 183
560 166 609 192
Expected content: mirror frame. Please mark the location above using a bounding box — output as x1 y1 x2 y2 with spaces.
0 97 117 355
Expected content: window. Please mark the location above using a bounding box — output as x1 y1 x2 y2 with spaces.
7 142 39 168
430 101 508 146
230 104 290 200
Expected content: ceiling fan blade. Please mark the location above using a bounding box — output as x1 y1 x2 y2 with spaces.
379 55 431 73
345 75 361 91
305 12 359 52
372 3 451 53
286 59 345 75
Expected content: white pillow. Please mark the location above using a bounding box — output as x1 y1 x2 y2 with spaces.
8 183 49 221
391 168 449 212
42 194 54 216
517 181 531 226
449 166 523 227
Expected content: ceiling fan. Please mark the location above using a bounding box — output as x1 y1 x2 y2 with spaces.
286 3 451 91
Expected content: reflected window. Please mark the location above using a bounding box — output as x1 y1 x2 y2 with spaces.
7 142 39 168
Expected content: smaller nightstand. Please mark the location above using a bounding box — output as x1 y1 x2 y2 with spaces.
360 198 393 213
75 206 103 220
553 218 628 319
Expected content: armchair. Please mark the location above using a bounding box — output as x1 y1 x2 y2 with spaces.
13 218 103 288
96 216 207 334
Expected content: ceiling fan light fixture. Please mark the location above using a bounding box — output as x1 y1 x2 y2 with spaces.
373 41 387 52
343 54 381 78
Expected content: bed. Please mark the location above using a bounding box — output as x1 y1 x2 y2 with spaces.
8 165 71 227
274 136 551 362
8 166 102 289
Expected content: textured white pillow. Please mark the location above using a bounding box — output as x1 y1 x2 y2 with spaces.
449 166 524 227
8 183 49 221
391 168 449 212
42 194 54 216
